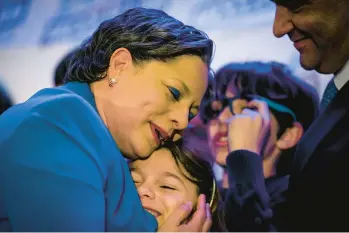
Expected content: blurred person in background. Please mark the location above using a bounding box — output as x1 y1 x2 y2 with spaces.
200 61 319 231
0 82 13 115
53 49 78 86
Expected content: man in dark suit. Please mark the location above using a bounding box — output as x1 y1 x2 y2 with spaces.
225 0 349 231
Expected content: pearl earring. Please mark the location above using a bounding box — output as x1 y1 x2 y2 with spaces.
108 77 118 87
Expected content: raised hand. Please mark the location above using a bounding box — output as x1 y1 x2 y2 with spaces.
226 99 271 155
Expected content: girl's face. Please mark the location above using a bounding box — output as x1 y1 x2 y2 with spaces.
129 148 198 226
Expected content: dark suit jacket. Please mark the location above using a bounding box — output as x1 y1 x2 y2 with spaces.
284 80 349 231
0 82 157 231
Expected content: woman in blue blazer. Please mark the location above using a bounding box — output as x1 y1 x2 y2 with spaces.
0 7 213 232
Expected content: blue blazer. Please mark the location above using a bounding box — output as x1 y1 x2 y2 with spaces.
0 82 157 231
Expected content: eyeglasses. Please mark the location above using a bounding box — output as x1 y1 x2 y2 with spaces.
202 94 297 123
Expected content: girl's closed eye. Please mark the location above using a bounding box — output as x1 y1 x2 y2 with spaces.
130 170 142 185
133 179 141 184
160 185 177 191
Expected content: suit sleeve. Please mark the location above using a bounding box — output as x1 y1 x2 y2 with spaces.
223 150 276 231
0 114 107 231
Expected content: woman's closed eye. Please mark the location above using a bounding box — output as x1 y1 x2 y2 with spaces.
168 87 181 101
168 86 195 121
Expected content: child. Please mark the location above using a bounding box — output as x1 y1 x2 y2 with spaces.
129 140 226 232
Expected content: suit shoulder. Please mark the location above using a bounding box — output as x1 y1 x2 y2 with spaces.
30 87 94 117
0 87 101 142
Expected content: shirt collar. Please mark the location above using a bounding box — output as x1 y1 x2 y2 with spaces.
334 60 349 90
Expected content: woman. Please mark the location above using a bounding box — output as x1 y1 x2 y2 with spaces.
129 140 226 232
0 7 213 232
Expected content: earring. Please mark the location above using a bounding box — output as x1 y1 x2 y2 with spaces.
108 77 118 87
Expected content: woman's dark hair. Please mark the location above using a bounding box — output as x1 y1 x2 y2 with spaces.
66 7 214 83
164 139 227 232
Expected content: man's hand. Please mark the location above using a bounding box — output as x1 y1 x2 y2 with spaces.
226 99 271 155
158 194 212 232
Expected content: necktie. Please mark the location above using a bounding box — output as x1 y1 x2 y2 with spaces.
320 79 338 109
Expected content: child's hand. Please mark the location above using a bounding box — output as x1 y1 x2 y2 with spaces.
227 99 271 155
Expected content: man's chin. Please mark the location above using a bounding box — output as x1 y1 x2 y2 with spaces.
298 48 329 73
299 55 320 71
301 58 336 74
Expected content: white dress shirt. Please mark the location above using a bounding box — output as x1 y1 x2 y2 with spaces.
334 60 349 90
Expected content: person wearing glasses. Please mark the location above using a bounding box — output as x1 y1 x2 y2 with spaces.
200 61 319 231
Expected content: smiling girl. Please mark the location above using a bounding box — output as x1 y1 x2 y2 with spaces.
129 140 226 231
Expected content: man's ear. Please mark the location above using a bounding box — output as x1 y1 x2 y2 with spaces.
276 121 304 150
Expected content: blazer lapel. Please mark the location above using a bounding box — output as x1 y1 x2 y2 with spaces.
292 81 349 174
